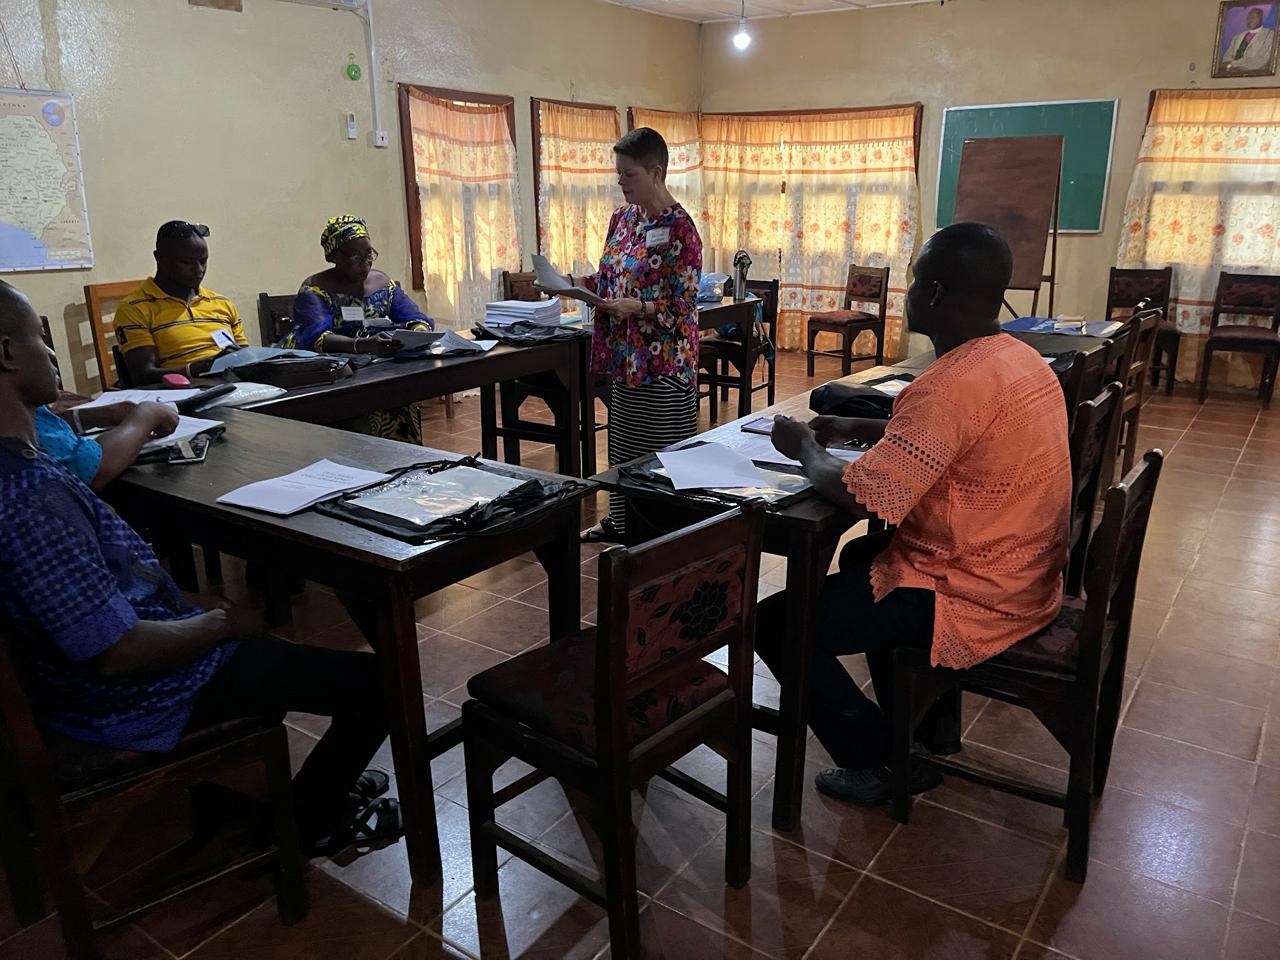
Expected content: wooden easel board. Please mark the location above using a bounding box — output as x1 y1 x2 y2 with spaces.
952 135 1063 292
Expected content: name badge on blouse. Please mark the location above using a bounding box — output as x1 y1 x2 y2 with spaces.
645 227 671 247
340 305 365 326
211 329 237 350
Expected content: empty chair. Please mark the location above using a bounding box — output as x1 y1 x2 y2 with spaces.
1105 267 1175 393
1114 307 1164 474
257 292 296 345
889 450 1164 882
462 505 763 957
700 277 780 420
805 264 890 377
1198 272 1280 406
1064 381 1124 597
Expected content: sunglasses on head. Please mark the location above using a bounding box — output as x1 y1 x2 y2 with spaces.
157 221 211 243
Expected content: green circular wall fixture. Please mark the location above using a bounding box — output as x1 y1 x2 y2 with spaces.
346 55 362 82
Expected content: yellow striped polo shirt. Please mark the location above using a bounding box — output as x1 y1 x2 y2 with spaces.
112 278 248 369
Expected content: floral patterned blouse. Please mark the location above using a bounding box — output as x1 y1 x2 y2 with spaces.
582 203 702 387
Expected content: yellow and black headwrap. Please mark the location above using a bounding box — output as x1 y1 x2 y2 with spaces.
321 215 369 256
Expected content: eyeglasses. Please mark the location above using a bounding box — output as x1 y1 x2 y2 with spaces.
337 247 378 264
156 221 210 243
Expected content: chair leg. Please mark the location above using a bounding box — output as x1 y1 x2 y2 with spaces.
32 805 99 960
1198 345 1213 403
766 355 776 406
724 710 752 889
599 782 642 958
1092 660 1125 797
737 357 751 419
0 778 44 927
889 654 915 824
720 358 730 402
1166 334 1180 395
1120 408 1138 476
1264 352 1279 409
840 329 853 378
264 728 307 924
463 731 501 899
873 327 885 366
1064 757 1093 882
806 325 817 378
707 369 719 423
1065 536 1087 598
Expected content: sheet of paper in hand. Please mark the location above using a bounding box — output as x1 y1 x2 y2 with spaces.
531 254 608 308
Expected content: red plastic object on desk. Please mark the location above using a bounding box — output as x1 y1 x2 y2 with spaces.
161 373 192 388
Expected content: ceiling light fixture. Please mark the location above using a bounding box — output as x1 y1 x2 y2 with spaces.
732 0 752 50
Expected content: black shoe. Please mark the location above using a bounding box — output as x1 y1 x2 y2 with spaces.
814 761 943 806
580 518 624 543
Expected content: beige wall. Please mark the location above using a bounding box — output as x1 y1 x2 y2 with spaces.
3 0 699 392
699 0 1268 325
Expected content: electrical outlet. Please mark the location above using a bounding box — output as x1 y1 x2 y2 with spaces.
345 112 358 140
372 130 389 148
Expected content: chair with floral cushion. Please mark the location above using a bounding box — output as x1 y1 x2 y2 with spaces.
1198 272 1280 406
462 505 764 957
805 264 890 377
1104 267 1175 394
889 450 1164 884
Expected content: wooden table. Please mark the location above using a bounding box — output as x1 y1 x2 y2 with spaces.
243 338 592 477
697 296 766 420
593 330 1113 830
107 408 593 883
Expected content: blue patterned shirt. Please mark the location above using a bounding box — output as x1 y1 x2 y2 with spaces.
0 437 236 752
34 406 102 486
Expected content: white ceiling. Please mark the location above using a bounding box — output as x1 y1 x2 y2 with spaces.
603 0 939 23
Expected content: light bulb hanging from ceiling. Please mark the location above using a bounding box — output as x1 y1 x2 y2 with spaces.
732 0 752 50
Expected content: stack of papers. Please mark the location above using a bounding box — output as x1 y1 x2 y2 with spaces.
531 254 607 308
483 299 564 327
79 388 203 408
140 416 223 453
657 443 768 490
715 430 865 469
216 459 392 516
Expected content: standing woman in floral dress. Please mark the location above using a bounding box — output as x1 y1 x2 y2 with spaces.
574 127 702 541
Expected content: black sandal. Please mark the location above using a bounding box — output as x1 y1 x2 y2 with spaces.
580 518 623 543
350 768 390 802
311 796 403 857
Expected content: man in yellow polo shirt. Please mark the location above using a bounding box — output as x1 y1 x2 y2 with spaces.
114 221 248 385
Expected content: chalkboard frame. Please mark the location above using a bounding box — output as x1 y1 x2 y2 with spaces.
935 98 1119 234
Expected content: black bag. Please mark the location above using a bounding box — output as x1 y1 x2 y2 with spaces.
808 379 909 420
228 356 354 389
471 322 591 346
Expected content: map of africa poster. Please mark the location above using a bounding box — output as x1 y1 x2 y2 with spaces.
0 88 93 272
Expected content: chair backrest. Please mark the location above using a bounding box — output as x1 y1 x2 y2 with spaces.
1211 272 1280 332
84 280 145 389
593 504 765 764
1078 450 1164 687
39 316 59 379
1067 381 1124 573
501 271 542 302
1119 307 1164 401
744 278 780 331
257 293 296 346
112 345 135 388
843 265 890 317
1105 267 1172 321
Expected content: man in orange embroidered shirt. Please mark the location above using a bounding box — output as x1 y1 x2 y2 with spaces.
764 222 1071 806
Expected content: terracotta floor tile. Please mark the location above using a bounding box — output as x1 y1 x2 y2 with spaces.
964 699 1068 771
415 584 504 632
512 581 599 619
1161 453 1237 478
445 599 549 655
1262 721 1280 769
189 872 419 960
1229 461 1280 482
751 760 898 868
1175 580 1280 627
1235 830 1280 924
533 782 726 897
1013 945 1073 960
655 830 859 958
1158 610 1279 667
1247 764 1280 837
596 903 772 959
1107 727 1255 825
437 761 576 842
1130 598 1172 638
1028 859 1228 960
416 632 509 700
435 857 613 960
1088 787 1245 904
1222 912 1280 960
0 918 168 960
386 932 472 958
1123 680 1264 761
1171 440 1243 460
460 558 549 598
926 743 1068 846
870 803 1058 932
1143 644 1275 707
1210 510 1280 545
1199 533 1280 568
1188 554 1280 597
807 876 1019 959
668 739 778 800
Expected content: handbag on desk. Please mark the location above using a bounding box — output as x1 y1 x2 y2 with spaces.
228 356 354 389
808 380 905 419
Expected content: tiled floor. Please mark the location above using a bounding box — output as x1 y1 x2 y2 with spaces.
3 353 1279 959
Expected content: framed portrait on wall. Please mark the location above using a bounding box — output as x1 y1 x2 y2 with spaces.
1213 1 1278 77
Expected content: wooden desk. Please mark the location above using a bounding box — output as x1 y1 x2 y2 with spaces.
243 338 591 477
698 296 766 420
107 408 592 884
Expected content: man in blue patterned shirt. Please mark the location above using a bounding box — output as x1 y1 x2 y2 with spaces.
0 280 399 854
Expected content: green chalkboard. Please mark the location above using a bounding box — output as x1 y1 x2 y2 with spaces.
936 99 1118 233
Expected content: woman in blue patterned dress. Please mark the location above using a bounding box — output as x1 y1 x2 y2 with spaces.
283 215 434 443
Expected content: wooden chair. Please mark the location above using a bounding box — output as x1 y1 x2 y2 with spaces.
700 278 780 420
1065 381 1124 597
462 505 764 957
890 450 1164 883
0 622 307 959
1114 307 1164 475
805 265 890 377
1198 272 1280 407
257 292 296 346
83 280 144 390
1104 267 1175 394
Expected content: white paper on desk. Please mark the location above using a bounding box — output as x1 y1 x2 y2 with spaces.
657 443 768 490
140 416 224 453
79 388 202 409
872 378 912 397
714 430 864 468
216 459 392 516
531 254 607 308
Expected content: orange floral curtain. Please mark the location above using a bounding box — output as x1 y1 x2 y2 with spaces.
1117 88 1280 385
699 113 787 279
779 107 920 355
535 100 621 276
408 91 521 328
630 108 704 228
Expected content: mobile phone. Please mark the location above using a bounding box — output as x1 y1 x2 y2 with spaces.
168 436 211 464
740 416 774 435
